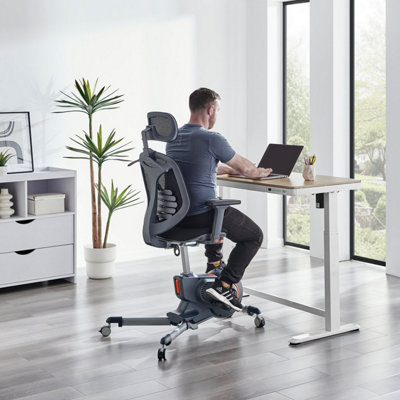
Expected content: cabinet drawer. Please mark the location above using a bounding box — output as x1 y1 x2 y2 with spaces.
0 215 73 253
0 245 74 287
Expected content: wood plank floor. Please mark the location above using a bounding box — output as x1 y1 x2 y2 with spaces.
1 246 400 400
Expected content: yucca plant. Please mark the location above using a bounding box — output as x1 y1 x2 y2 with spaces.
55 78 127 248
99 180 141 248
0 150 14 166
65 125 134 247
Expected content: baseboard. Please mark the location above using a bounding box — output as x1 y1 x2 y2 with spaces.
264 237 284 249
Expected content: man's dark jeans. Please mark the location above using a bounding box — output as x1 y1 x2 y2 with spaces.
178 207 263 284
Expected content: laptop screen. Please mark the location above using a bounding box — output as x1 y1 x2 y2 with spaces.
258 144 304 175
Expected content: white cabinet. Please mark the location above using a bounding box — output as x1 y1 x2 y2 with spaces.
0 168 76 288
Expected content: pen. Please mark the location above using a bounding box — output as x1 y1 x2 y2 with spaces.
305 155 316 165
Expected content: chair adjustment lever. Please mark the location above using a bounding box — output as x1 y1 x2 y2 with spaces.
173 245 180 256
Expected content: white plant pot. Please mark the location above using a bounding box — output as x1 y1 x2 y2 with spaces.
0 166 7 176
84 243 117 279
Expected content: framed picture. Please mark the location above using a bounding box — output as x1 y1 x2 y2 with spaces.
0 112 34 173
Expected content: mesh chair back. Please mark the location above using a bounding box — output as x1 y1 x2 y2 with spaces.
140 113 190 248
145 112 178 142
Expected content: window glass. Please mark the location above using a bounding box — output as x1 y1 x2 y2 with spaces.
353 0 386 262
284 1 310 246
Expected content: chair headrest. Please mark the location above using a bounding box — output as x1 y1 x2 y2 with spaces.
146 112 178 143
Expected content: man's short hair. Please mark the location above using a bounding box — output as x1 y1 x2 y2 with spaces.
189 88 221 112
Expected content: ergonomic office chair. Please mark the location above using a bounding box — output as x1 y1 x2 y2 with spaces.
99 112 265 361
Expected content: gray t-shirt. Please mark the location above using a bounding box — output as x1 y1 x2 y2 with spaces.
166 124 235 216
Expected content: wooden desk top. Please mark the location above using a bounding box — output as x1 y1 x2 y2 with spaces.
217 173 361 195
218 173 360 189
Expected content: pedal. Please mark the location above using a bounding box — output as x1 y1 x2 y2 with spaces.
166 312 184 325
211 300 232 311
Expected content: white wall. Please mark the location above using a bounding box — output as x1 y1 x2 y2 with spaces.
386 0 400 276
0 0 251 265
246 0 283 248
310 0 350 260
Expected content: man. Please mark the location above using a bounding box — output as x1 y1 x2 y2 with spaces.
166 88 272 311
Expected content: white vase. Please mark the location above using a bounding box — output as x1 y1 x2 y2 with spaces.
84 243 117 279
0 166 7 176
0 188 14 219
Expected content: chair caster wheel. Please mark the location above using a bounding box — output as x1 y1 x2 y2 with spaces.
158 348 166 361
99 325 111 337
254 316 265 328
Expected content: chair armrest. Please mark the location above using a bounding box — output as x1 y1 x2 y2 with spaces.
205 199 241 207
205 198 241 243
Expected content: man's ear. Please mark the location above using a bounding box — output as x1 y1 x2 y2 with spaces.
207 104 215 116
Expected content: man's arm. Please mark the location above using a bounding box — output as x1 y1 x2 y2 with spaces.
217 164 239 175
223 153 273 179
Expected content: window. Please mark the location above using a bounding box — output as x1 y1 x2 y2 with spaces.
350 0 386 265
283 0 310 248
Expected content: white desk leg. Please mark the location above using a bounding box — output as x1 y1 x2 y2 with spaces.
219 185 230 199
324 191 340 331
290 192 359 344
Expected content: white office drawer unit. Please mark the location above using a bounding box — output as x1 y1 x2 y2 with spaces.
0 215 73 253
0 168 76 288
0 245 74 287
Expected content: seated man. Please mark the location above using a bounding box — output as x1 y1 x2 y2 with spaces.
166 88 272 311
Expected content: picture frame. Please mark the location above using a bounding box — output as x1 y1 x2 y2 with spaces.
0 112 34 173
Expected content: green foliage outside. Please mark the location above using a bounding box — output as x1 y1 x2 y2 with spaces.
287 195 310 245
354 190 367 204
287 213 310 245
355 226 385 261
361 184 385 209
373 194 386 230
354 2 386 181
286 57 310 174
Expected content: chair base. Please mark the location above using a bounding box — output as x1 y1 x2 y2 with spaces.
99 273 265 361
100 305 265 361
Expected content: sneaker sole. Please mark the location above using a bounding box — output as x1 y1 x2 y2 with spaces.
206 288 242 312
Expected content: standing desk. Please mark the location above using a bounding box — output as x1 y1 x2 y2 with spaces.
217 173 361 344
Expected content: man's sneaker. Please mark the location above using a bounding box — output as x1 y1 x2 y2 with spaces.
206 279 243 311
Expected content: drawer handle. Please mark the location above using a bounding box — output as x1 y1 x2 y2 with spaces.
16 219 35 225
15 249 35 255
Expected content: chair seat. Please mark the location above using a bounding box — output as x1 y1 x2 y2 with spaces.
159 225 213 242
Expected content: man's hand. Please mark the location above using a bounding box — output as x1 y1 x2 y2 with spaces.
255 167 273 179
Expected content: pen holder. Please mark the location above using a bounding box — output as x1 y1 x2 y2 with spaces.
303 165 316 181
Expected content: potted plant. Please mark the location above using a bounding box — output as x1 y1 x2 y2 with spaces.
0 150 14 176
84 180 141 278
55 78 140 278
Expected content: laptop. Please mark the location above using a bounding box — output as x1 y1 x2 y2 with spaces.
229 143 304 180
